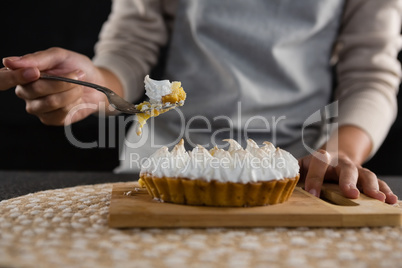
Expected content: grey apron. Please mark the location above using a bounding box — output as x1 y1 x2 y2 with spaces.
117 0 344 173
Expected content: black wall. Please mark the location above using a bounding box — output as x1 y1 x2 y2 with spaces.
0 1 401 174
0 1 120 171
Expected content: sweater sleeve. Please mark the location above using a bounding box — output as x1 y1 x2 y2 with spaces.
334 0 402 158
92 0 168 103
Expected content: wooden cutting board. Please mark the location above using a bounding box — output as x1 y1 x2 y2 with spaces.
108 182 402 228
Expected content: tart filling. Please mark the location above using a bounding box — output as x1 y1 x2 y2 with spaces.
135 75 186 135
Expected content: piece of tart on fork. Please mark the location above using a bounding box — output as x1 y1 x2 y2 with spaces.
135 75 186 135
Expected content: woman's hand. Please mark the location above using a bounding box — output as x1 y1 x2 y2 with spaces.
299 126 398 204
1 47 122 125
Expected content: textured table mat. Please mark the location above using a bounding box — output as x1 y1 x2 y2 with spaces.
0 183 401 268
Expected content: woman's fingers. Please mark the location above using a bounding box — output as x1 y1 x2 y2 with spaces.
1 47 70 91
335 157 360 199
2 48 102 125
37 98 82 126
25 86 82 116
3 47 70 72
357 167 386 202
15 71 83 100
304 149 331 197
333 158 396 204
301 149 398 205
377 179 398 204
13 71 85 126
353 167 389 203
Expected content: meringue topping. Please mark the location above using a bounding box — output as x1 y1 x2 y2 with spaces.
144 75 173 103
140 139 300 183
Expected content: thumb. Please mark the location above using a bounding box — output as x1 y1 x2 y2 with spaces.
0 67 40 91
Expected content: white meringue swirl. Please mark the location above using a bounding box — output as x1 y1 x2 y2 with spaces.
140 139 300 183
144 75 173 103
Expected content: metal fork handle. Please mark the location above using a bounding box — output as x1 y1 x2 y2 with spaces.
39 72 117 97
39 73 181 115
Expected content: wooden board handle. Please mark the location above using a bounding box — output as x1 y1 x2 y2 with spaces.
319 185 359 206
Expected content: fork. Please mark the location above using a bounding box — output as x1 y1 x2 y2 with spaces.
40 73 176 114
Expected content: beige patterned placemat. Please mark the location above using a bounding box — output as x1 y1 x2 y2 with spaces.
0 183 401 268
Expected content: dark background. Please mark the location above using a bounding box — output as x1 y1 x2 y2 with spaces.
0 1 401 174
0 1 120 171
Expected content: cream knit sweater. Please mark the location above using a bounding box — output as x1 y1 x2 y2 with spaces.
93 0 402 159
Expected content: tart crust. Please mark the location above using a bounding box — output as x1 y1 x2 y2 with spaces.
139 173 300 207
